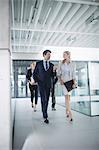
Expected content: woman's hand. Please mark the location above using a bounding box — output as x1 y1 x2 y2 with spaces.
72 80 77 88
60 78 64 85
29 80 34 85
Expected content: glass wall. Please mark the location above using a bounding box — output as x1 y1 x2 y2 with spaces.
12 60 31 98
11 74 14 98
71 62 91 116
11 60 99 116
71 61 99 116
89 62 99 116
18 74 26 97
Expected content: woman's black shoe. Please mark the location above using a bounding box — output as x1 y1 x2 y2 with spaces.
70 118 73 122
66 114 69 118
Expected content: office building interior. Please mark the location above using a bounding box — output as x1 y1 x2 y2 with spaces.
0 0 99 150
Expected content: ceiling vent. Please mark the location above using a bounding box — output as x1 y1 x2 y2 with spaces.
86 12 99 25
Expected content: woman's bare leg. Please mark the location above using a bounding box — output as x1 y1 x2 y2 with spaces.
65 95 73 121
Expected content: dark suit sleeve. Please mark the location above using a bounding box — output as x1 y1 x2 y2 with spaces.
50 63 53 77
54 72 58 84
52 69 58 84
26 69 31 81
33 63 39 82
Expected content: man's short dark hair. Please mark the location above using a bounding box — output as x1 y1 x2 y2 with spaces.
43 50 51 56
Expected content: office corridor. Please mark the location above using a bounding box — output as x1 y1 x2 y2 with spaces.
13 98 99 150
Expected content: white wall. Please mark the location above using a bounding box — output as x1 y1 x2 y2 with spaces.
0 50 11 150
0 0 10 49
0 0 11 149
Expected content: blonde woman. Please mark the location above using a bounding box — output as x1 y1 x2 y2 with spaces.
57 51 76 121
26 61 38 111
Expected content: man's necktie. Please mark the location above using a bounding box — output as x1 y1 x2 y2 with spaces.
45 61 48 70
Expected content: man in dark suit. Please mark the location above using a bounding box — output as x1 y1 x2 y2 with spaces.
33 50 54 124
26 62 38 111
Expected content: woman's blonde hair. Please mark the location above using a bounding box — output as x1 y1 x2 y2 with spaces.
32 61 36 65
30 61 36 68
62 51 71 64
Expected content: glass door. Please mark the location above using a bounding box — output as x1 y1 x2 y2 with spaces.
71 62 91 116
18 75 26 97
11 75 14 98
89 62 99 116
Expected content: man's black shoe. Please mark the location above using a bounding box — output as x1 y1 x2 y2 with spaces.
44 119 49 124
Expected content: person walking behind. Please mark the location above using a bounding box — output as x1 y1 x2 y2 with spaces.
26 61 38 112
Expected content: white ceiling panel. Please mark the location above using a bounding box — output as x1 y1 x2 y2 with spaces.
11 0 99 53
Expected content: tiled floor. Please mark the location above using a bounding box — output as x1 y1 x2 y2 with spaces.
13 98 99 150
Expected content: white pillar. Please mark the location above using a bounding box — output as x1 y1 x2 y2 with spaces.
0 0 12 150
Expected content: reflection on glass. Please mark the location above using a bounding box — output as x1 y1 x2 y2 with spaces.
71 62 91 116
89 62 99 95
27 82 31 97
55 82 63 96
76 62 89 96
11 75 14 97
18 75 26 97
89 62 99 116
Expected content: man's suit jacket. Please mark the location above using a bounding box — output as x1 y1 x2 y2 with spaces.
33 60 54 88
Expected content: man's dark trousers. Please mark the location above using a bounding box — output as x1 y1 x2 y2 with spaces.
39 82 50 119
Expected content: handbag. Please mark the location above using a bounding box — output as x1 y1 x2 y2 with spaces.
64 80 74 92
